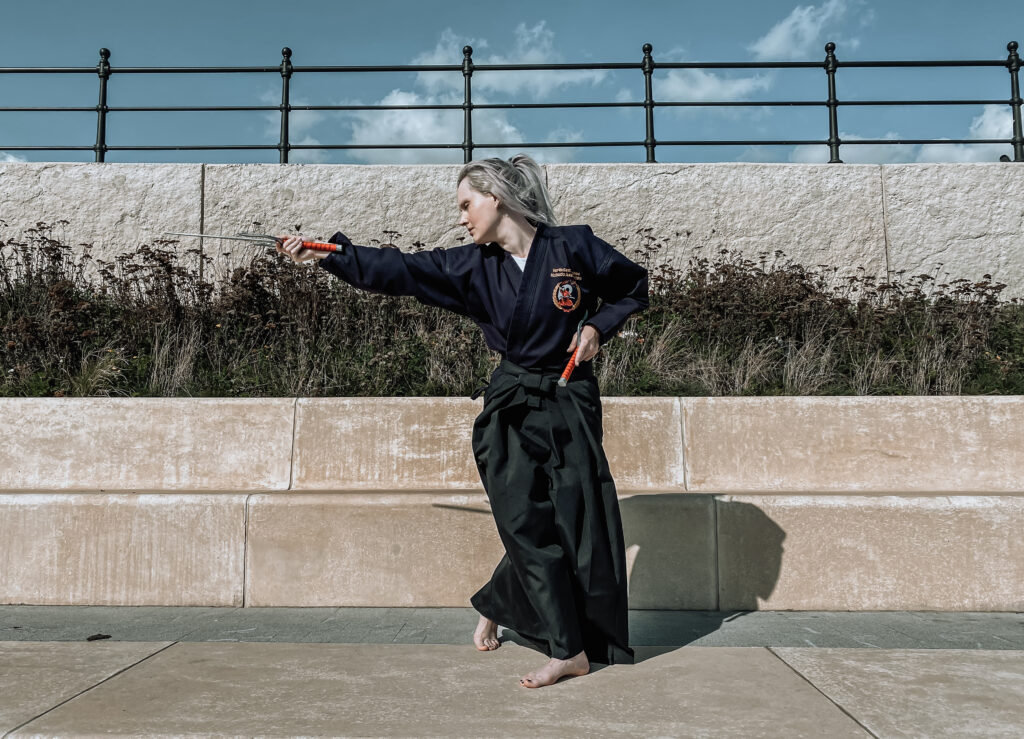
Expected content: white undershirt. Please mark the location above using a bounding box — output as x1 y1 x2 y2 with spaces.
511 254 527 271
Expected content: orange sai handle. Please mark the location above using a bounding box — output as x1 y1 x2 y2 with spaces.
558 345 582 387
299 240 342 253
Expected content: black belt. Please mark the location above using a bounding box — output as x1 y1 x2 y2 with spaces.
470 358 593 405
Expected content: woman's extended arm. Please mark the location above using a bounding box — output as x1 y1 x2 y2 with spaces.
277 231 474 317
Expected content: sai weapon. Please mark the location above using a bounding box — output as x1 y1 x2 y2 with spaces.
558 309 590 387
162 232 340 253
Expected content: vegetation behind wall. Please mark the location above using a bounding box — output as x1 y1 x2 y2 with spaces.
2 222 1022 397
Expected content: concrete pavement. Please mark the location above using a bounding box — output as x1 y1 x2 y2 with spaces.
2 608 1022 737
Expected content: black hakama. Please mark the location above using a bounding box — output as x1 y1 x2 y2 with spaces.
470 359 635 665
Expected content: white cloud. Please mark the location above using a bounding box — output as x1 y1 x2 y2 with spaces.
413 23 607 99
341 23 606 164
343 88 535 165
412 28 486 96
789 131 916 163
342 90 583 165
469 126 584 164
748 0 858 61
615 45 774 124
658 68 774 103
533 127 586 164
651 67 776 128
1 152 27 163
658 46 689 63
783 106 1014 163
345 89 465 164
290 135 330 164
916 105 1014 162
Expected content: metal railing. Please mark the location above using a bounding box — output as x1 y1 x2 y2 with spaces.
1 41 1021 163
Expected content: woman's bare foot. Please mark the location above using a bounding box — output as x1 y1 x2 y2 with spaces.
474 613 500 651
520 650 590 688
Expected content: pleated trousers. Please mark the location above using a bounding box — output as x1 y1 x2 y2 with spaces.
469 359 634 665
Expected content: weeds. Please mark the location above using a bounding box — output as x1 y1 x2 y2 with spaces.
2 223 1022 396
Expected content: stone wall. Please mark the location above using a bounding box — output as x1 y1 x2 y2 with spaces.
1 162 1022 297
2 396 1023 609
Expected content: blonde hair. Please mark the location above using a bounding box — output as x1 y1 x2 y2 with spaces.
456 153 558 227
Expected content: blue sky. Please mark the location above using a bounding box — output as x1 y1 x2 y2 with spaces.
1 0 1021 164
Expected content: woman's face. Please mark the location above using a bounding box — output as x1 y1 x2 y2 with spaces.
457 178 501 244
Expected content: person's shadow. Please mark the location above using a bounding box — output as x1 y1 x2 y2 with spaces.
500 494 786 668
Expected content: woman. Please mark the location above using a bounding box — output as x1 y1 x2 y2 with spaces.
276 153 648 688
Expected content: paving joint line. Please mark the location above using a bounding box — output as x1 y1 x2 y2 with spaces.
242 494 251 608
765 646 876 736
3 640 181 738
392 622 409 642
288 397 298 490
712 494 721 611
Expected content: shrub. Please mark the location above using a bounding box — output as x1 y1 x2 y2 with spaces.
2 222 1021 396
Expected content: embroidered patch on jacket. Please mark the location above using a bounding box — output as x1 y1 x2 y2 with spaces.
552 279 582 313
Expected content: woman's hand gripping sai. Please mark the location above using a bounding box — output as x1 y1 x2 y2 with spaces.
275 234 327 263
567 325 601 362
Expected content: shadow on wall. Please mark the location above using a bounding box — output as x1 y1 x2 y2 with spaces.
621 495 786 611
619 495 786 653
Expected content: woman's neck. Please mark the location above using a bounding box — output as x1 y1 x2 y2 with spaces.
493 215 538 258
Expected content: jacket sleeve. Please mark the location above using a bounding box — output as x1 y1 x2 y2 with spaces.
581 225 649 343
317 231 473 317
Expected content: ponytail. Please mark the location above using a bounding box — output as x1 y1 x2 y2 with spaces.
457 153 559 227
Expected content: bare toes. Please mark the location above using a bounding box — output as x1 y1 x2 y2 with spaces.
474 627 500 651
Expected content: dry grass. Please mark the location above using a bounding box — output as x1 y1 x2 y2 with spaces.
2 223 1023 397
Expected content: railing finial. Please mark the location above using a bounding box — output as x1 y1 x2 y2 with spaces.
642 43 656 162
462 46 474 164
1006 41 1022 161
824 41 842 163
279 48 293 163
94 48 111 163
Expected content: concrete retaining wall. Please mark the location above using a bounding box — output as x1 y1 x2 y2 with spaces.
1 396 1022 610
2 162 1022 297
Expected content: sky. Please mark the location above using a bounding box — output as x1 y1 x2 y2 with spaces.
1 0 1021 165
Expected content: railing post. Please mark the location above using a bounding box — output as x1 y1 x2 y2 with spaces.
279 47 293 164
642 43 657 163
94 48 110 163
462 45 474 164
824 42 842 163
1007 41 1023 162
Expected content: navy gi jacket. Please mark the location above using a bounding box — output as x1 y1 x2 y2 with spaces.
318 222 649 371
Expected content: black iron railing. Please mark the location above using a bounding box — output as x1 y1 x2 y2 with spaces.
1 41 1021 163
